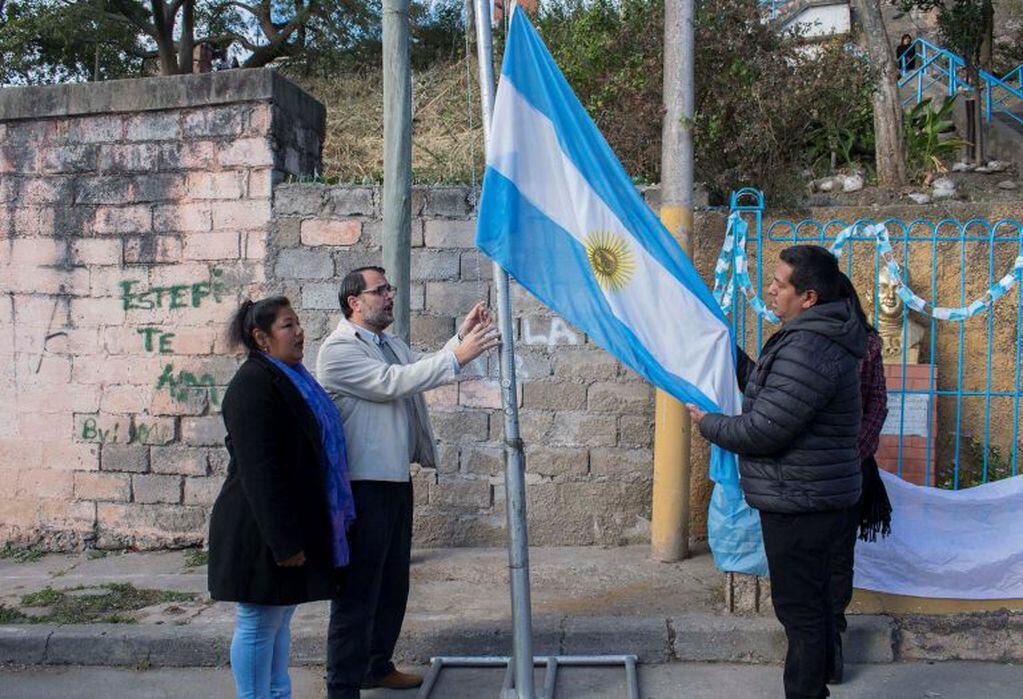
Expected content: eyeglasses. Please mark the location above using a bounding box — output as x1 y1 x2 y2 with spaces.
362 284 397 298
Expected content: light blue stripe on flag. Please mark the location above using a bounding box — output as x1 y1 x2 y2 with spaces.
476 6 766 576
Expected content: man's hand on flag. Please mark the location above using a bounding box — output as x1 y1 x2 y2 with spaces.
686 404 707 427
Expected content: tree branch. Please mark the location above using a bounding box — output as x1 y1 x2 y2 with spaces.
219 0 260 18
108 0 158 36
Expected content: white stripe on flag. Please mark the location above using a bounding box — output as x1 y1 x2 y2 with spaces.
489 80 739 413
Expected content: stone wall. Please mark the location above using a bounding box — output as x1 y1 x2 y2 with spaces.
0 71 324 549
267 184 692 546
3 68 1018 552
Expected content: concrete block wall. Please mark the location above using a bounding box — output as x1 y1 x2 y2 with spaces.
269 184 661 546
0 71 324 549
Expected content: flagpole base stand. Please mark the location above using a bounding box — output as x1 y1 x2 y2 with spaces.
417 654 639 699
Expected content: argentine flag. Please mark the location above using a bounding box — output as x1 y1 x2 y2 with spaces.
476 7 767 576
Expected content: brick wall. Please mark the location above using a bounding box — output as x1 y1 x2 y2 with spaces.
268 184 670 546
0 71 324 549
878 364 939 487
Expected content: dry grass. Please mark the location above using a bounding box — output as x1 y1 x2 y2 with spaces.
289 60 485 185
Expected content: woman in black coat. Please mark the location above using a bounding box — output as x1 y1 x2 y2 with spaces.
209 296 354 699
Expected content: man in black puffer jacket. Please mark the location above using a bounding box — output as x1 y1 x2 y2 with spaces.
689 245 865 699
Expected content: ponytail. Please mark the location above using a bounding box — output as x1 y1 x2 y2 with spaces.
226 296 292 352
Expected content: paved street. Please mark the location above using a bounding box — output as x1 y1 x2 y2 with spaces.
2 662 1021 698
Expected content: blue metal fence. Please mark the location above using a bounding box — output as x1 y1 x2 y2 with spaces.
720 188 1023 489
758 0 797 21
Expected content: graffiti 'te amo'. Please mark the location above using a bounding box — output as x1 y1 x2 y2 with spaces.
155 364 221 406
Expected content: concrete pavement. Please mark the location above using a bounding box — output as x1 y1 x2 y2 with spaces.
3 662 1022 698
0 546 1016 669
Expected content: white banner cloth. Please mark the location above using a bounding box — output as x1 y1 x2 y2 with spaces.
854 470 1023 599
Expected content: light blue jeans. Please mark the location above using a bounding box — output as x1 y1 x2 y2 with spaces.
230 603 297 699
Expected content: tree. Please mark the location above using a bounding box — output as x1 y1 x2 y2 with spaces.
900 0 996 162
0 0 378 82
0 1 148 83
852 0 907 185
103 0 330 74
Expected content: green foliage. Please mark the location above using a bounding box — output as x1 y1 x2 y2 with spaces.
0 543 45 563
0 1 147 84
903 96 969 176
183 548 209 568
801 52 876 174
693 3 876 202
0 0 397 83
537 0 663 184
535 0 877 202
409 0 466 69
20 587 63 607
937 434 1014 489
0 604 29 623
898 0 992 69
9 583 198 624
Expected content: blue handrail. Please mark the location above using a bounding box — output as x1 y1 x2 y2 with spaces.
899 37 1023 129
757 0 798 21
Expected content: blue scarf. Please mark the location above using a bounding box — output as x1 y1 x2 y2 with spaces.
264 355 356 567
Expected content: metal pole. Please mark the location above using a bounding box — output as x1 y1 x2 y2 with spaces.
651 0 694 562
472 3 536 698
382 0 413 343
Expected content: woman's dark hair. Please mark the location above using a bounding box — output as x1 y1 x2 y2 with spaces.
338 265 386 318
901 33 912 43
837 271 878 335
227 296 292 352
779 245 844 305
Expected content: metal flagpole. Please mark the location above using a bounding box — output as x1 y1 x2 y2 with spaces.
473 2 536 698
418 4 640 697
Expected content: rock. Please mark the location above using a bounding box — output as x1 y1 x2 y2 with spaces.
997 180 1018 190
985 160 1009 173
931 176 956 199
952 162 974 173
840 173 864 193
806 193 836 207
908 192 931 204
814 177 837 193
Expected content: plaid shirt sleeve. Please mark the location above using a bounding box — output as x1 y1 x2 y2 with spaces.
858 332 888 460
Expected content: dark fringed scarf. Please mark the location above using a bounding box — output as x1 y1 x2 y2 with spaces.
858 455 892 542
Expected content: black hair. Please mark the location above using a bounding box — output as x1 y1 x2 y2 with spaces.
227 296 292 352
778 245 844 305
837 271 878 335
338 266 386 318
901 33 912 42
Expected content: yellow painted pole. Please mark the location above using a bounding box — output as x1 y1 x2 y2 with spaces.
651 204 692 562
653 0 695 562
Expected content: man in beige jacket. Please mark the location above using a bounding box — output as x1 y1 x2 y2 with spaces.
317 265 499 698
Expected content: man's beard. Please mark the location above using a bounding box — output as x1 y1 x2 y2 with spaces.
364 306 393 329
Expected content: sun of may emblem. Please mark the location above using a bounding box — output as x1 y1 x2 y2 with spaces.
584 230 636 292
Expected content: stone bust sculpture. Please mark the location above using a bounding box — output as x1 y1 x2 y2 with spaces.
877 266 925 364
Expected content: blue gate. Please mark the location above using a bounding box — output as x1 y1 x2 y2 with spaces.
714 188 1023 489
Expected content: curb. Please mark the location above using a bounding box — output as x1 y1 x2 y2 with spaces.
0 614 895 668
